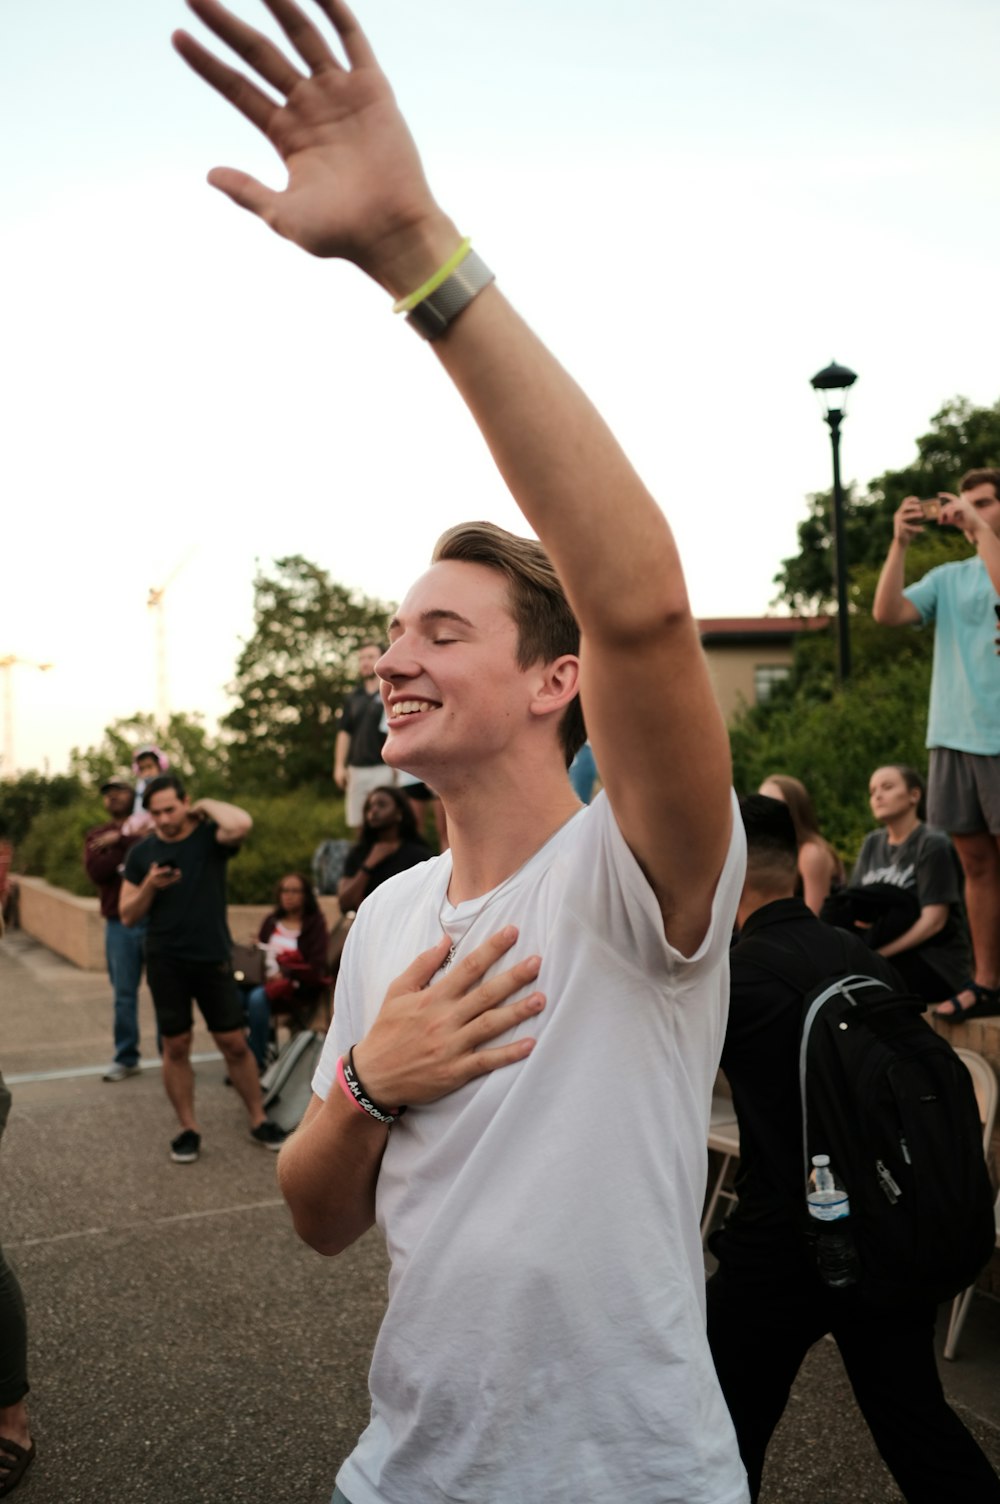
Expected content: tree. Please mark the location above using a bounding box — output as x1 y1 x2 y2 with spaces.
223 556 394 792
774 396 1000 611
69 712 228 792
0 771 84 846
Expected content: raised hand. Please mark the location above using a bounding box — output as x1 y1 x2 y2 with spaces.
173 0 453 286
893 496 926 548
351 927 545 1110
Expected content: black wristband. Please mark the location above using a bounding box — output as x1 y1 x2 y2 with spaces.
343 1045 407 1123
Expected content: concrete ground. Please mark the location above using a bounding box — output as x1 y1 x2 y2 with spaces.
2 929 998 1503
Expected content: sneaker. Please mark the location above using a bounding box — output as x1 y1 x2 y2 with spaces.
250 1120 287 1152
103 1062 141 1082
169 1129 201 1164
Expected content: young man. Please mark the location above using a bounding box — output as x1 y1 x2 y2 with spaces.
707 795 1000 1504
873 471 1000 1019
119 775 286 1162
334 641 393 832
83 773 147 1082
175 5 746 1500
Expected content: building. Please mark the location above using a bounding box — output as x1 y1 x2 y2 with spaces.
698 616 830 724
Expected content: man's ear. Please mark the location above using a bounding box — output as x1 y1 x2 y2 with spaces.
528 655 581 722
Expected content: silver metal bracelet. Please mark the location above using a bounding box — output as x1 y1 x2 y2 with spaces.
406 250 496 341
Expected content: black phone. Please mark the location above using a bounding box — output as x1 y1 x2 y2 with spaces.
158 860 179 872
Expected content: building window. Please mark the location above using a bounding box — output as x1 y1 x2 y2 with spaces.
754 664 791 704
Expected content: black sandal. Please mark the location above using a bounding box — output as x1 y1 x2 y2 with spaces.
934 980 1000 1022
0 1438 35 1497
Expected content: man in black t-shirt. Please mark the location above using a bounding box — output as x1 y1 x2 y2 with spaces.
706 795 1000 1504
333 641 394 832
121 775 286 1164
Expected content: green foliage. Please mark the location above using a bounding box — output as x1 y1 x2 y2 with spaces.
17 798 105 896
68 712 229 793
226 791 350 903
0 771 85 846
223 556 394 794
774 395 1000 611
15 789 350 905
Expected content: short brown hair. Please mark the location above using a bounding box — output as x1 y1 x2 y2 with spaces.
432 521 585 765
959 468 1000 498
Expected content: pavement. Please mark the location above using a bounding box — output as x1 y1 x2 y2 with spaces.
2 928 999 1503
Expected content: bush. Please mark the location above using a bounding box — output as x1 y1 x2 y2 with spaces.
15 790 351 904
17 799 104 896
0 772 85 847
226 792 351 902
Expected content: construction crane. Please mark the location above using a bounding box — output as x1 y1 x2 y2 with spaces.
147 548 195 729
0 656 54 778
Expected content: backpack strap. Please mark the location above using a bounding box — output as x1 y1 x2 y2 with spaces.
736 924 892 1180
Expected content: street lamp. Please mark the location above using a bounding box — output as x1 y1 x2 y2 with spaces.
810 361 858 681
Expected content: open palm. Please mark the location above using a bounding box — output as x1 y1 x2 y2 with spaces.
174 0 438 268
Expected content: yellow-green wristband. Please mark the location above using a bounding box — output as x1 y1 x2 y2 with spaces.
393 238 472 315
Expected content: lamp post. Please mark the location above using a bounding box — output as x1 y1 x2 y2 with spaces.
810 361 858 682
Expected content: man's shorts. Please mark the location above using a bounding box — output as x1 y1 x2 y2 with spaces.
927 748 1000 835
145 955 247 1038
346 764 397 828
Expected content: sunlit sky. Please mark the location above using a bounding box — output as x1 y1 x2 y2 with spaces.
4 0 999 775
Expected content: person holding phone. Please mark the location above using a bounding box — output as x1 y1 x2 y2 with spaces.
120 775 287 1161
873 471 1000 1019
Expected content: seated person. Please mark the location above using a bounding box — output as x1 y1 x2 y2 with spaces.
846 765 974 1012
758 773 844 914
243 873 330 1068
336 786 432 912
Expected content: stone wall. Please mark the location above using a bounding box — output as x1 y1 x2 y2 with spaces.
14 876 343 973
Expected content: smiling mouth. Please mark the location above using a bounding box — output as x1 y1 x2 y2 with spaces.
388 700 439 720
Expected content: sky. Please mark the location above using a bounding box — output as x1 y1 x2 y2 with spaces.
3 0 1000 775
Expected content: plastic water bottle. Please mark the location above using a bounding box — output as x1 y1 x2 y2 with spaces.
807 1154 859 1289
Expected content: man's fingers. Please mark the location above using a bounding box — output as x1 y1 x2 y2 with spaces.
461 1032 538 1080
260 0 339 74
185 0 305 95
386 936 454 998
453 954 542 1025
315 0 379 70
207 167 279 222
443 925 520 994
463 990 545 1049
173 30 277 135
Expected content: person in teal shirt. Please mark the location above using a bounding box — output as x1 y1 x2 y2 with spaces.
873 469 1000 1019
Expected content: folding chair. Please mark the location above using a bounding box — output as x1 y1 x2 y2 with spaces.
943 1048 998 1361
702 1091 741 1243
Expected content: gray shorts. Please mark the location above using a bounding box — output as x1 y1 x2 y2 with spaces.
927 748 1000 835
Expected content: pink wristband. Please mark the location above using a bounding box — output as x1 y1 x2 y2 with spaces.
336 1055 370 1115
336 1050 404 1125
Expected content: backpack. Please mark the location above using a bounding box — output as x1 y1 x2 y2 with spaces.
312 837 352 895
758 940 995 1307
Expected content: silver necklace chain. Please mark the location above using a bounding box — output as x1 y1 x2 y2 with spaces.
437 863 530 972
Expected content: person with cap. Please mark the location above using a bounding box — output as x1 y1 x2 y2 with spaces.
83 773 148 1082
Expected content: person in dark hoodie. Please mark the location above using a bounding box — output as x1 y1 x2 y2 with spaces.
83 772 148 1082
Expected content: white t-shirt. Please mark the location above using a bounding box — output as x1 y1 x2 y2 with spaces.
263 921 301 979
314 791 749 1504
